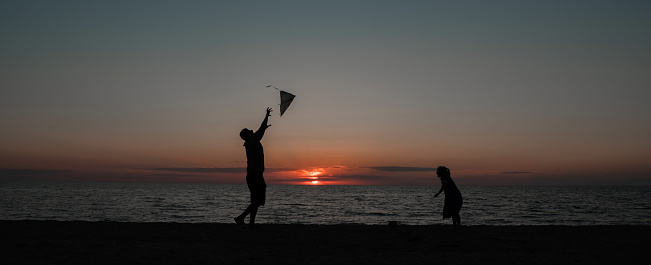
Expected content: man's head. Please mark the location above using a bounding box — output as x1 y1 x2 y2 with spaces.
240 128 254 140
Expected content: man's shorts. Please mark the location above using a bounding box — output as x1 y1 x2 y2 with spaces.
248 184 266 206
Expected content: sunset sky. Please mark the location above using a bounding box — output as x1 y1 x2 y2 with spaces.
2 1 650 185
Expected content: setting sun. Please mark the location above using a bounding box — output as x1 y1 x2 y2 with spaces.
303 168 325 177
299 168 327 185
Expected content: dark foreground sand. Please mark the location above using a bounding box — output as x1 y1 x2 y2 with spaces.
1 221 649 265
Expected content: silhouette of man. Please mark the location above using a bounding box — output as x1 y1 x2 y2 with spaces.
234 107 272 228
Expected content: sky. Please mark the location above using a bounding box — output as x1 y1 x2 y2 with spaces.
1 0 650 185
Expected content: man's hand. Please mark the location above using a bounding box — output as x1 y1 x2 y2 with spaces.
261 107 272 129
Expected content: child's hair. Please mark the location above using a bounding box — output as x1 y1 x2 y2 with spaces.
436 166 451 178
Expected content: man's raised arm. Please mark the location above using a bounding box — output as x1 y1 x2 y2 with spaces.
254 107 272 139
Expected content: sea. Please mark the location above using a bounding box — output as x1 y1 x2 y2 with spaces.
1 182 650 226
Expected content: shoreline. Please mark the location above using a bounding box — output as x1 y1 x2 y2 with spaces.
2 220 649 264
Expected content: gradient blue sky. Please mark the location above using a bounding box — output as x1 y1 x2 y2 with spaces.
2 1 650 185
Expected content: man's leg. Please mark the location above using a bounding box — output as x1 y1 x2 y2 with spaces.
236 204 260 224
237 181 257 225
248 185 264 227
235 205 251 224
249 204 259 226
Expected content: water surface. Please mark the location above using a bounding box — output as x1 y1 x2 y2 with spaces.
1 183 649 225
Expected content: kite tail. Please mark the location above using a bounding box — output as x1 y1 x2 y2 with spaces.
266 85 280 91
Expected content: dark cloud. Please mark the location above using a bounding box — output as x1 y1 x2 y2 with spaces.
267 168 299 173
272 174 398 184
0 168 72 174
365 166 438 172
147 168 246 173
145 167 296 174
334 174 394 181
320 174 434 185
0 168 73 181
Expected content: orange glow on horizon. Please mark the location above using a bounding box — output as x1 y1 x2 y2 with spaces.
302 168 325 178
289 167 329 185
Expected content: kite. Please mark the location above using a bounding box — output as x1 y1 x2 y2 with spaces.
267 85 296 116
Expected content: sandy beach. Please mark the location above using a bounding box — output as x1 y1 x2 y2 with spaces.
2 220 649 265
